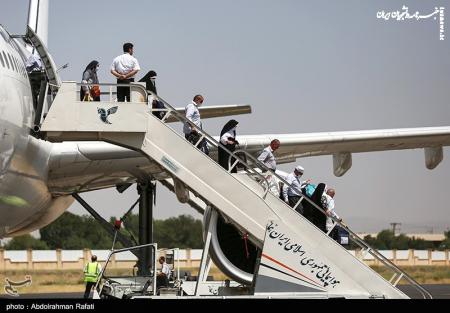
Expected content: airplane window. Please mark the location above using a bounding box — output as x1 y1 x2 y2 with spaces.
13 56 18 70
20 62 25 77
12 55 19 73
16 59 21 75
7 54 13 71
14 57 20 74
8 54 16 72
0 52 4 67
2 51 9 69
15 57 23 76
12 56 18 73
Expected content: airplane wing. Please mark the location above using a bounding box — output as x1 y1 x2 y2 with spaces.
236 126 450 176
164 104 251 122
46 104 250 193
48 126 450 195
47 141 160 194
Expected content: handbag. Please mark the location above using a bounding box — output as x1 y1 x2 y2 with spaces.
336 226 350 245
90 85 101 98
188 132 202 145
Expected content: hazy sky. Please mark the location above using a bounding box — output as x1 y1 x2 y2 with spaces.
1 0 449 233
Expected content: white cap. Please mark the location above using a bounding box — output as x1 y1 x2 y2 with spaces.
295 165 304 174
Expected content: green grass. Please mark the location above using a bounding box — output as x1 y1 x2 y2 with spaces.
1 266 448 294
0 267 228 294
370 266 450 284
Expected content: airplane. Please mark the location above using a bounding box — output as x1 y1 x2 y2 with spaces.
0 0 449 295
1 0 449 237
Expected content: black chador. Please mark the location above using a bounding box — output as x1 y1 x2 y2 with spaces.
303 183 327 233
218 119 239 172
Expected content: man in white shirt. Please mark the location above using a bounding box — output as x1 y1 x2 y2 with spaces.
25 53 43 73
257 139 281 195
321 188 342 233
184 95 209 155
257 139 280 171
283 165 309 214
26 53 44 109
110 42 141 102
157 256 171 288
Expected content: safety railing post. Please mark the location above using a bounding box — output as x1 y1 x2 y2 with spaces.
393 273 404 287
326 222 337 237
76 82 148 104
389 273 398 284
228 159 239 173
160 110 172 123
292 196 304 212
194 134 205 147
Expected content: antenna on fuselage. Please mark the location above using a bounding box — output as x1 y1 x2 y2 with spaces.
56 63 69 73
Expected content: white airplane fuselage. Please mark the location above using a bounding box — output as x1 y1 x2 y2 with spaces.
0 23 232 238
0 26 71 237
1 10 449 240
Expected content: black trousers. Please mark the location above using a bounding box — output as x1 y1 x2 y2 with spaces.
117 78 134 102
84 282 95 299
185 133 209 155
156 274 169 289
288 196 304 215
218 144 237 173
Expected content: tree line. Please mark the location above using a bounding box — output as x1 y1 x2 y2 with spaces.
361 230 450 250
2 212 449 251
2 212 204 250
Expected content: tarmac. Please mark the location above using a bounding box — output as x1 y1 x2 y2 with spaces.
1 285 449 299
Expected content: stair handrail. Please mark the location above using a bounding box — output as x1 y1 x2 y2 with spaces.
148 92 273 200
95 243 158 296
149 92 431 299
76 82 148 103
229 148 432 299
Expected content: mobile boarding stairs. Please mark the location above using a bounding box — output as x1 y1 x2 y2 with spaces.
40 81 432 299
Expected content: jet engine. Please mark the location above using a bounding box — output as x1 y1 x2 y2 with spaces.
203 207 261 286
